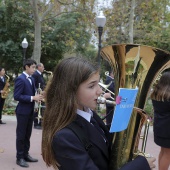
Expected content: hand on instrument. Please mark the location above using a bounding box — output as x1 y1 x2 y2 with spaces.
0 90 5 94
103 92 111 99
33 94 44 102
40 90 45 95
146 157 156 169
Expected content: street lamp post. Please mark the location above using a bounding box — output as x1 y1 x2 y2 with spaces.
95 11 106 66
95 11 106 114
21 38 28 62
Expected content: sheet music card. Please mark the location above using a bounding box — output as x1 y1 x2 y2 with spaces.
109 88 138 133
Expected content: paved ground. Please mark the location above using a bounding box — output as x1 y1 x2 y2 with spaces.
0 115 53 170
0 115 159 170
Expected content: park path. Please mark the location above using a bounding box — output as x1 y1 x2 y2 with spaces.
0 115 159 170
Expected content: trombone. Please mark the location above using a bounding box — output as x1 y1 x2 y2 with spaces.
98 81 115 100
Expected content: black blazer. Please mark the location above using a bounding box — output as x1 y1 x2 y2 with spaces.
52 112 150 170
0 77 6 99
152 100 170 139
14 73 36 115
0 77 5 91
32 70 45 90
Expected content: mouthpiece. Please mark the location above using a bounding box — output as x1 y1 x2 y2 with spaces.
97 96 116 106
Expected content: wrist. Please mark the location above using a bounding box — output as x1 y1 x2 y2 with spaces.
31 96 34 102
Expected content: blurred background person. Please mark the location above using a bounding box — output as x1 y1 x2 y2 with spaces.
150 71 170 170
0 67 10 124
32 63 46 129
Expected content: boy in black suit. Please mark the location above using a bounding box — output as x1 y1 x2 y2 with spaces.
14 59 43 168
32 63 46 129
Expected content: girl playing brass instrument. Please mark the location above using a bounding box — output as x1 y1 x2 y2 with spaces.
42 57 155 170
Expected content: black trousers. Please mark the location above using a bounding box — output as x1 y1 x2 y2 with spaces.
0 97 5 120
16 113 33 159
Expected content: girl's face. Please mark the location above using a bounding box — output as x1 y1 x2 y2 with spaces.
76 72 103 110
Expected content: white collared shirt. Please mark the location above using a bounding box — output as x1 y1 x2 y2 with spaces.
23 72 33 102
77 108 93 122
23 72 32 85
77 108 107 143
0 76 4 82
36 70 41 75
23 71 30 78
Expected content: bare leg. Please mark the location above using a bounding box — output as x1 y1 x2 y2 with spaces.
158 148 163 169
159 147 170 170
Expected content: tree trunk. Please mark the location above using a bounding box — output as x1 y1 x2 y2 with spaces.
128 0 135 43
29 0 41 63
33 20 41 63
29 0 54 63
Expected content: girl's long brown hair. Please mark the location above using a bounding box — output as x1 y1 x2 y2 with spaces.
42 57 99 169
150 71 170 101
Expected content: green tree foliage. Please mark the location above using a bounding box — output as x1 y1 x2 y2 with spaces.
29 0 97 63
1 0 170 74
0 0 34 75
41 12 96 70
104 0 170 51
0 0 97 73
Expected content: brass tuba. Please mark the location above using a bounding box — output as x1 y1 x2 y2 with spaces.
1 74 10 99
100 44 170 170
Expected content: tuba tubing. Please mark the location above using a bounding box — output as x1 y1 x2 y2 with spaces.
100 44 170 170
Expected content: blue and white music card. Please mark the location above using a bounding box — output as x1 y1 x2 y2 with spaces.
109 88 138 133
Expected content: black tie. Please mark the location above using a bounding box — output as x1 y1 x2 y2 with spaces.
90 117 107 143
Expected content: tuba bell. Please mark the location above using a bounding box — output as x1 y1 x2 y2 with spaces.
100 44 170 170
